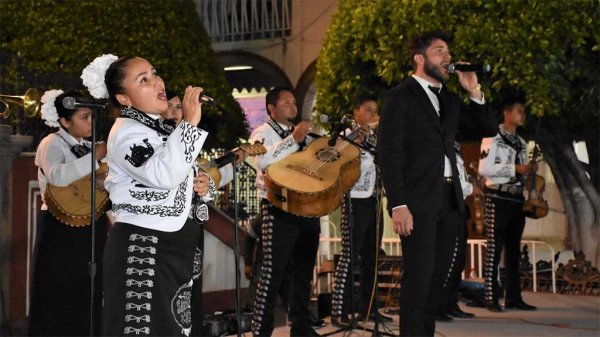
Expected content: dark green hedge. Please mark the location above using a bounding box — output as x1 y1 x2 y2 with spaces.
0 0 248 150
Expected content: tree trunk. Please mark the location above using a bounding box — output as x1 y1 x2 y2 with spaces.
539 126 600 267
539 136 579 248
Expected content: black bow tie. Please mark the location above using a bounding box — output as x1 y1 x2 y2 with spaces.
71 144 91 158
283 125 294 137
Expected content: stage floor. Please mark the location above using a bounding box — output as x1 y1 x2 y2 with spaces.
242 292 600 337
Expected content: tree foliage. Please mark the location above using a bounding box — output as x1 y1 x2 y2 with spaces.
316 0 600 265
0 0 247 149
316 0 599 131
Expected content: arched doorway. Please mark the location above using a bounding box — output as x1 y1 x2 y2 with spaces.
217 51 292 132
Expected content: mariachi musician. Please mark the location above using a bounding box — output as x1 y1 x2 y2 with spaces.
29 90 108 336
478 97 537 312
249 86 321 337
331 94 392 325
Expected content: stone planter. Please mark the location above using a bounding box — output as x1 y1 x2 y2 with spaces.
0 124 33 326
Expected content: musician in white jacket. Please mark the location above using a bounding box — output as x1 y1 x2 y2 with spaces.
249 87 321 337
331 94 392 325
479 98 537 312
29 90 109 336
81 54 209 336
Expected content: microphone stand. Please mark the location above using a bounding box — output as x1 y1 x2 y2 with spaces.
213 150 244 335
231 159 243 337
88 107 99 337
357 167 395 337
346 157 395 337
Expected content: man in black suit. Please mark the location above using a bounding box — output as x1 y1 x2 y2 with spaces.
376 31 497 336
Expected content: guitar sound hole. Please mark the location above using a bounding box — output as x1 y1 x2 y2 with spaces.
315 148 341 162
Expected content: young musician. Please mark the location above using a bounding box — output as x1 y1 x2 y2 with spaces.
331 94 391 325
81 54 209 336
376 31 497 336
29 90 108 336
249 86 321 337
479 98 537 312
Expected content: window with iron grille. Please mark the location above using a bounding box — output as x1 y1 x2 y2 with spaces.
197 0 292 42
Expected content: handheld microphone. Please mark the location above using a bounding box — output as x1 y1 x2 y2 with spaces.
448 63 491 73
62 96 107 110
328 115 349 147
200 94 216 106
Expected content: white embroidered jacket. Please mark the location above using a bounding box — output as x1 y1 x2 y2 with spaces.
455 149 473 199
35 128 100 210
105 116 207 232
478 125 528 188
249 121 316 199
341 128 376 199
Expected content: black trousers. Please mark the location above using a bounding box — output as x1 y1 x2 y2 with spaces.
440 209 469 312
251 201 320 336
103 220 202 336
28 211 107 336
484 191 526 303
332 196 384 316
399 182 459 337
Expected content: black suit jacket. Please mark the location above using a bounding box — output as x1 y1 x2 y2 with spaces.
377 76 497 215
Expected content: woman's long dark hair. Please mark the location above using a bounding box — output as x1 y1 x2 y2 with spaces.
104 56 135 107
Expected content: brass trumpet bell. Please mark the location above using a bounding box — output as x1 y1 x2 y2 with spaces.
0 88 41 118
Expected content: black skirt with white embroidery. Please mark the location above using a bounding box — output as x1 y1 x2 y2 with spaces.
102 220 202 336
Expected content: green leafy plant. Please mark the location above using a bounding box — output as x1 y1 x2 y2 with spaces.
316 0 600 265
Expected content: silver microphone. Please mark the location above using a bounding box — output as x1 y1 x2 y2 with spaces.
200 94 216 106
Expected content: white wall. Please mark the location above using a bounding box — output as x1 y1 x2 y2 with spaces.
202 230 249 292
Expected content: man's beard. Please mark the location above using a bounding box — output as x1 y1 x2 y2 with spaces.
424 59 448 83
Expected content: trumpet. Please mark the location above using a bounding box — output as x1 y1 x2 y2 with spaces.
0 88 41 118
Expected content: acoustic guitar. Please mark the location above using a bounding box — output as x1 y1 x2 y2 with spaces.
265 136 361 217
45 162 110 227
197 142 267 187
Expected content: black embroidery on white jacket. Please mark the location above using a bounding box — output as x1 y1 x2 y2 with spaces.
180 123 202 163
129 190 169 202
125 138 155 167
120 106 174 136
272 137 296 159
113 176 189 217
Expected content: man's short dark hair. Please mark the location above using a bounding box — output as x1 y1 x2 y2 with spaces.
409 31 450 67
501 96 526 113
353 93 377 110
265 86 293 114
500 96 526 122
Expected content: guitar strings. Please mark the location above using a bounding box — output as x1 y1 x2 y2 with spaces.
304 126 365 174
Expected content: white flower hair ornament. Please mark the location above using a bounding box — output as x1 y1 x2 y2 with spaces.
40 89 64 128
81 54 118 99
